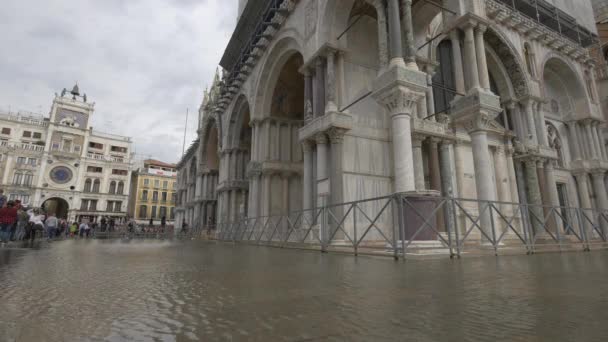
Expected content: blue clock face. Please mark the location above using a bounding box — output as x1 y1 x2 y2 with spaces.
50 166 73 184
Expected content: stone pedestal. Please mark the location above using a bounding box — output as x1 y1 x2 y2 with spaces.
400 190 441 241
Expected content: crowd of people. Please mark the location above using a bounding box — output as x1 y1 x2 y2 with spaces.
0 191 99 244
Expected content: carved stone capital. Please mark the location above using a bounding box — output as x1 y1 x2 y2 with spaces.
373 85 423 118
327 127 348 144
462 111 498 133
314 133 328 145
302 140 314 153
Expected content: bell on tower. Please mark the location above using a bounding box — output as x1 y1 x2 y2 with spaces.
70 83 80 99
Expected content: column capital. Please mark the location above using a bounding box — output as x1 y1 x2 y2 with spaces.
302 140 314 153
373 85 423 118
327 127 348 144
314 133 328 145
475 23 488 34
590 169 607 177
462 111 498 133
494 145 506 156
412 133 426 147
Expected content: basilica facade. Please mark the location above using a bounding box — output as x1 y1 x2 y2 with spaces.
176 0 607 242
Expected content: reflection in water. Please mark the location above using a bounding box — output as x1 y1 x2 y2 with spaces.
1 240 607 341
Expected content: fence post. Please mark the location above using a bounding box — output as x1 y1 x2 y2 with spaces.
489 203 498 256
392 195 399 261
321 199 328 253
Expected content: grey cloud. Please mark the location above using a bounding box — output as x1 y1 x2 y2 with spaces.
0 0 236 163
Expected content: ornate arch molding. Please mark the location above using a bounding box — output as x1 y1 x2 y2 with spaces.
538 52 587 95
225 94 251 149
251 34 304 120
199 114 222 169
485 27 531 100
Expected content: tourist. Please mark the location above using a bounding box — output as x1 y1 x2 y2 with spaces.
85 222 92 238
100 216 107 232
181 219 188 234
27 209 45 242
0 201 18 243
109 218 115 232
0 190 6 209
149 218 154 227
45 213 58 241
79 221 88 238
69 222 78 237
15 206 29 241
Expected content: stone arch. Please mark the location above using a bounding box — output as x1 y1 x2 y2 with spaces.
485 27 531 99
226 94 251 149
540 54 590 118
252 35 304 120
486 45 516 100
200 117 220 170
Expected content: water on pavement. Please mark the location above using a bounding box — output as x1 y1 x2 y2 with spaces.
1 240 607 341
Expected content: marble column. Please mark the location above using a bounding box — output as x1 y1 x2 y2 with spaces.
591 171 608 211
417 95 428 119
387 0 405 66
533 102 548 147
493 146 511 205
584 120 598 159
524 159 543 235
328 128 346 205
401 0 417 69
282 174 289 215
439 140 455 233
506 146 520 204
474 24 490 91
575 173 593 235
304 69 313 122
314 58 325 118
596 123 608 160
316 133 329 185
372 0 389 72
325 50 338 113
426 70 436 116
462 22 480 92
450 30 466 95
412 135 426 191
591 121 603 160
467 120 498 241
567 121 581 161
428 138 441 192
524 100 538 145
262 173 271 217
302 141 314 213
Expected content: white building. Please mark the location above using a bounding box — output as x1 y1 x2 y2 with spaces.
0 85 133 223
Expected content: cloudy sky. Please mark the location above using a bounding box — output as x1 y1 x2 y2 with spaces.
0 0 237 163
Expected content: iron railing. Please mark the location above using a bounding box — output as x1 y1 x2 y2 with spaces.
213 193 608 258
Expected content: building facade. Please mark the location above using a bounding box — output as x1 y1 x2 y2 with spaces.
177 0 607 241
128 159 177 224
0 85 133 223
592 0 608 121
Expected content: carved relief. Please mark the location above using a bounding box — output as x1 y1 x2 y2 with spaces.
305 0 317 39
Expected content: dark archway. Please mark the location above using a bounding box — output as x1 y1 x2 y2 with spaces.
42 197 69 219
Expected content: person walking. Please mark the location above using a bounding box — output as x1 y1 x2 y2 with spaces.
27 209 45 242
79 221 88 238
69 222 78 237
0 190 7 209
0 201 18 243
15 206 29 241
84 222 92 238
45 213 58 241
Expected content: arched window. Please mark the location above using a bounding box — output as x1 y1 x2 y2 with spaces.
84 178 92 192
12 172 23 185
117 181 125 195
23 172 33 186
92 179 101 193
432 40 456 115
109 181 116 194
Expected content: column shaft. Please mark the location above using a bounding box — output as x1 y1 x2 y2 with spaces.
585 121 599 159
439 141 455 234
373 0 389 71
429 139 441 192
304 69 313 122
326 50 337 112
450 30 466 95
470 131 496 241
567 122 581 161
302 142 313 212
524 160 543 235
387 0 404 65
314 58 325 118
401 0 416 68
474 25 490 91
524 100 538 145
463 24 480 92
412 137 425 191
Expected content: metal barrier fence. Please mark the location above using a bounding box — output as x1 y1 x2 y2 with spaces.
213 193 608 258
